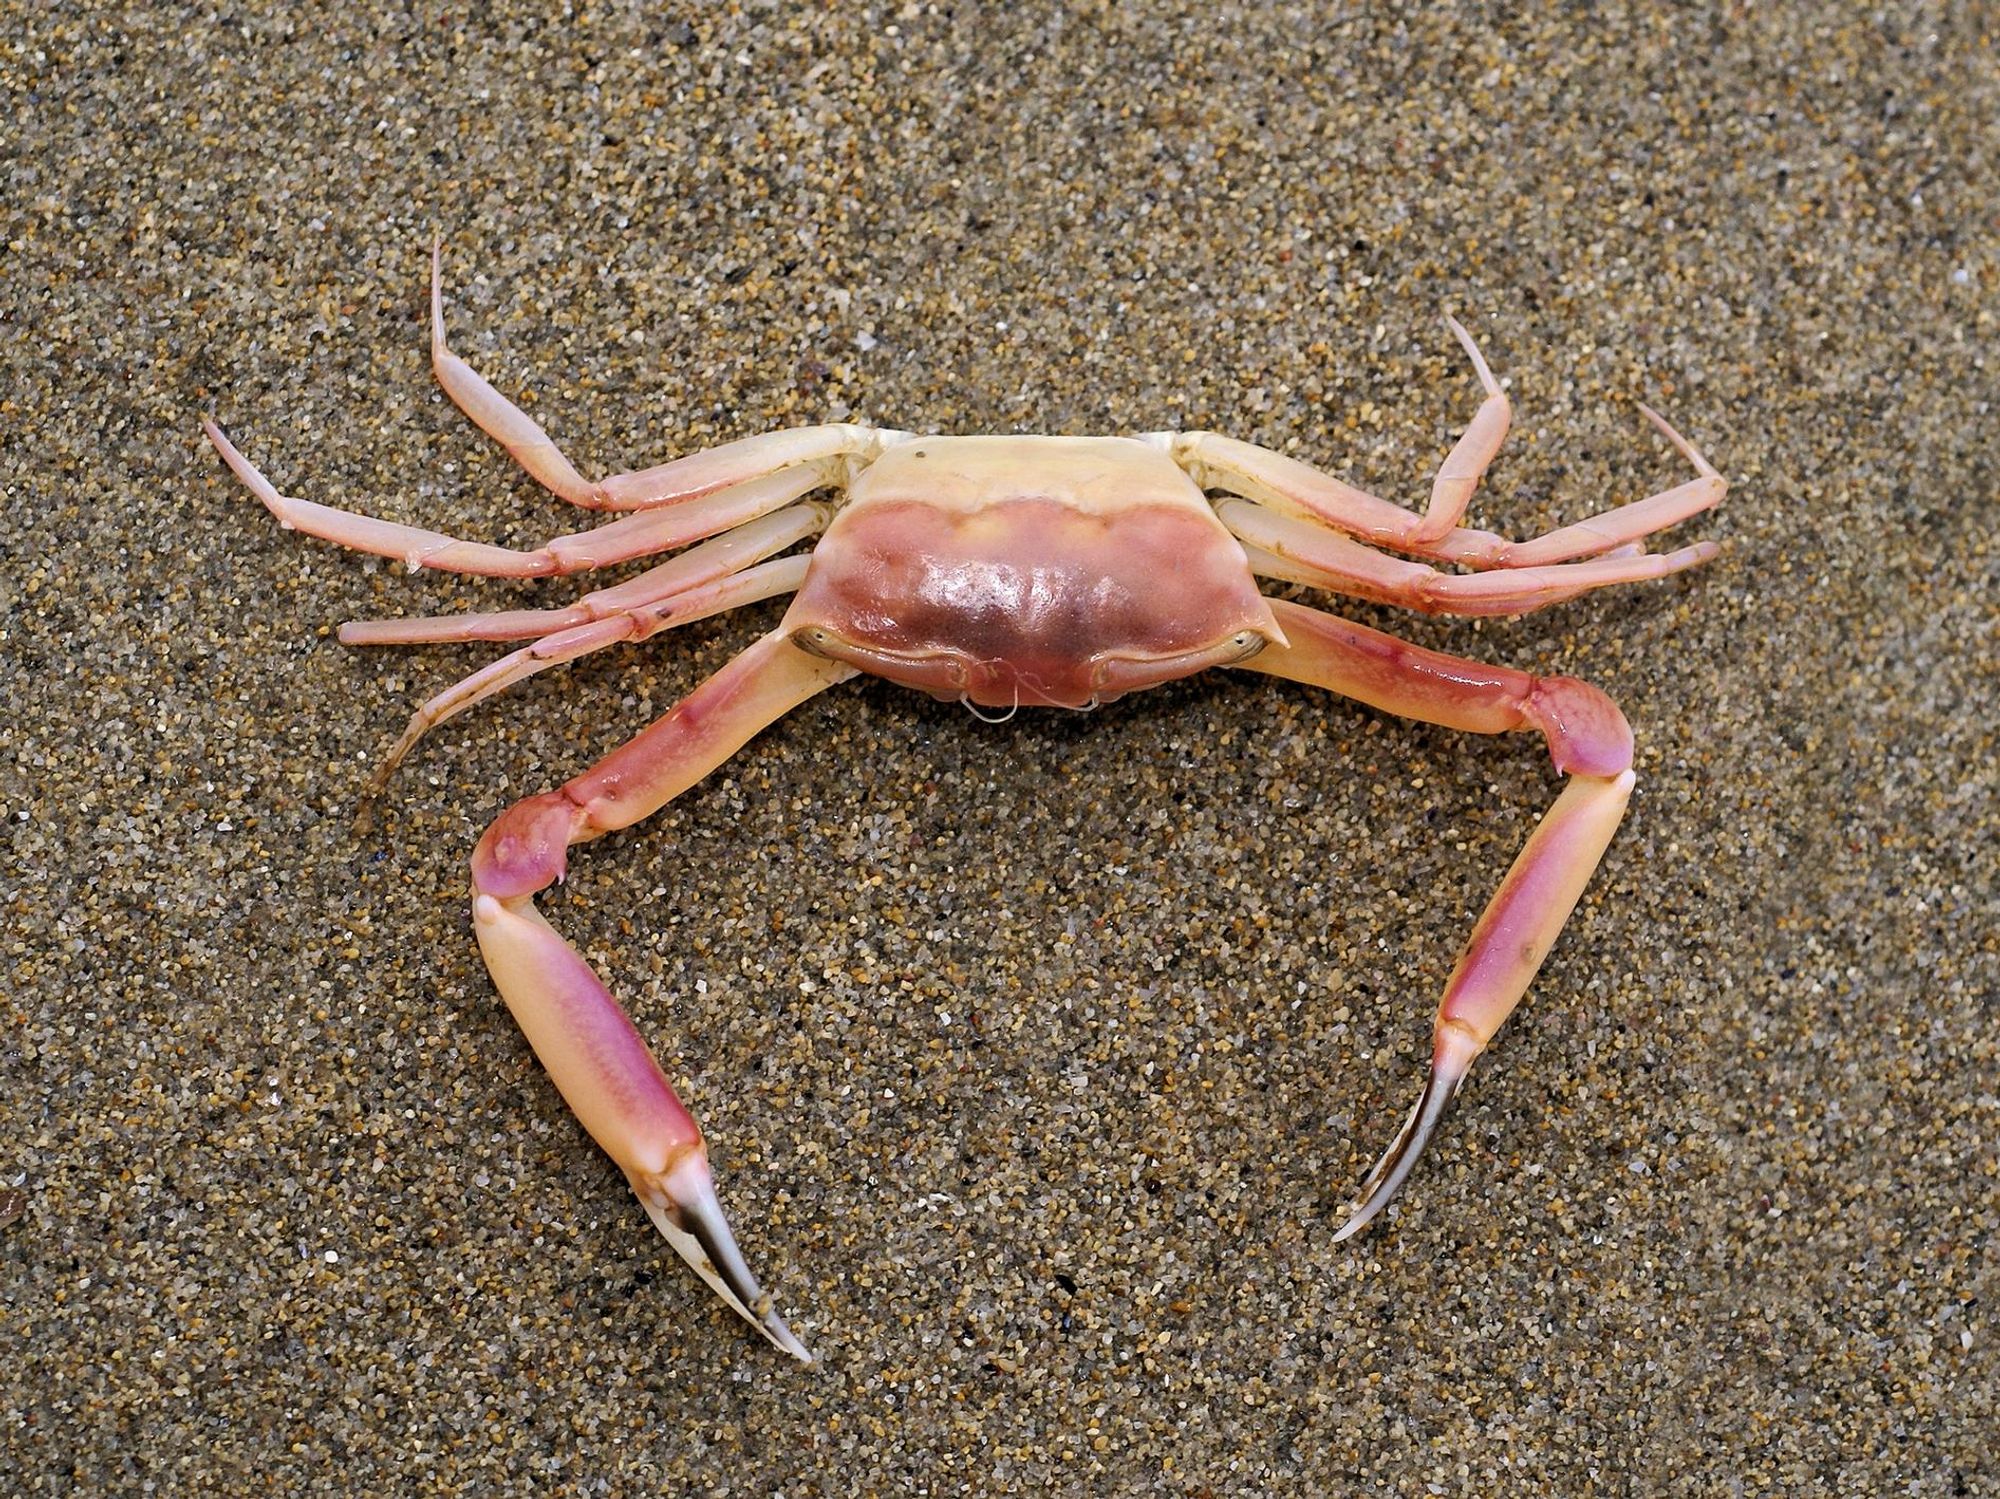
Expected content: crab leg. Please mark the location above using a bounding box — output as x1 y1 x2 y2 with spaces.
1414 314 1511 543
430 240 887 511
202 417 827 578
365 556 810 792
339 503 828 646
471 630 856 1360
1431 405 1728 568
1169 391 1723 567
1166 429 1420 547
1234 598 1636 1238
1219 498 1720 616
1161 313 1509 547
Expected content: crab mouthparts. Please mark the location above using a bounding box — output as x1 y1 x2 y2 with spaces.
789 625 1275 710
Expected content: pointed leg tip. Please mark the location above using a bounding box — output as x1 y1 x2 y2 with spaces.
1635 401 1722 479
1440 312 1501 393
430 244 448 342
1331 1037 1479 1247
765 1313 815 1365
1328 1206 1374 1244
1634 400 1682 446
644 1152 815 1364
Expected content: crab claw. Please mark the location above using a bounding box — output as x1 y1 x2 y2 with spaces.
1331 1024 1482 1242
460 636 859 1363
1330 770 1635 1241
471 880 814 1363
638 1153 813 1363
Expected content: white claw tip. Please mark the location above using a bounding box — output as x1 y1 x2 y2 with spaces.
645 1154 814 1365
770 1319 815 1365
1329 1212 1368 1245
1331 1048 1477 1246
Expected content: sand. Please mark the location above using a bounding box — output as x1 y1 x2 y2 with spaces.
3 3 1993 1493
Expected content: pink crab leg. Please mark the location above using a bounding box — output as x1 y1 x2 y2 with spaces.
1160 313 1510 548
1413 314 1511 544
1235 598 1636 1238
471 630 857 1360
1431 404 1728 569
430 240 885 511
339 503 828 646
1219 498 1721 617
365 556 810 792
1166 429 1421 547
202 416 827 577
1167 395 1724 568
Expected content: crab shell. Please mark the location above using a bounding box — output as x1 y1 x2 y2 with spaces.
785 436 1282 708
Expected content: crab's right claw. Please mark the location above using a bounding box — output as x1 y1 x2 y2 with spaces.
471 877 814 1363
463 636 856 1363
1331 1025 1481 1242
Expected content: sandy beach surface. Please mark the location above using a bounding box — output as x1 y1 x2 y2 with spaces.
3 4 1993 1493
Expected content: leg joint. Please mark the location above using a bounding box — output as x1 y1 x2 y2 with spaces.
1523 676 1634 778
470 790 588 901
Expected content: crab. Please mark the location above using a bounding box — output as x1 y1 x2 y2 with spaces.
202 245 1725 1362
